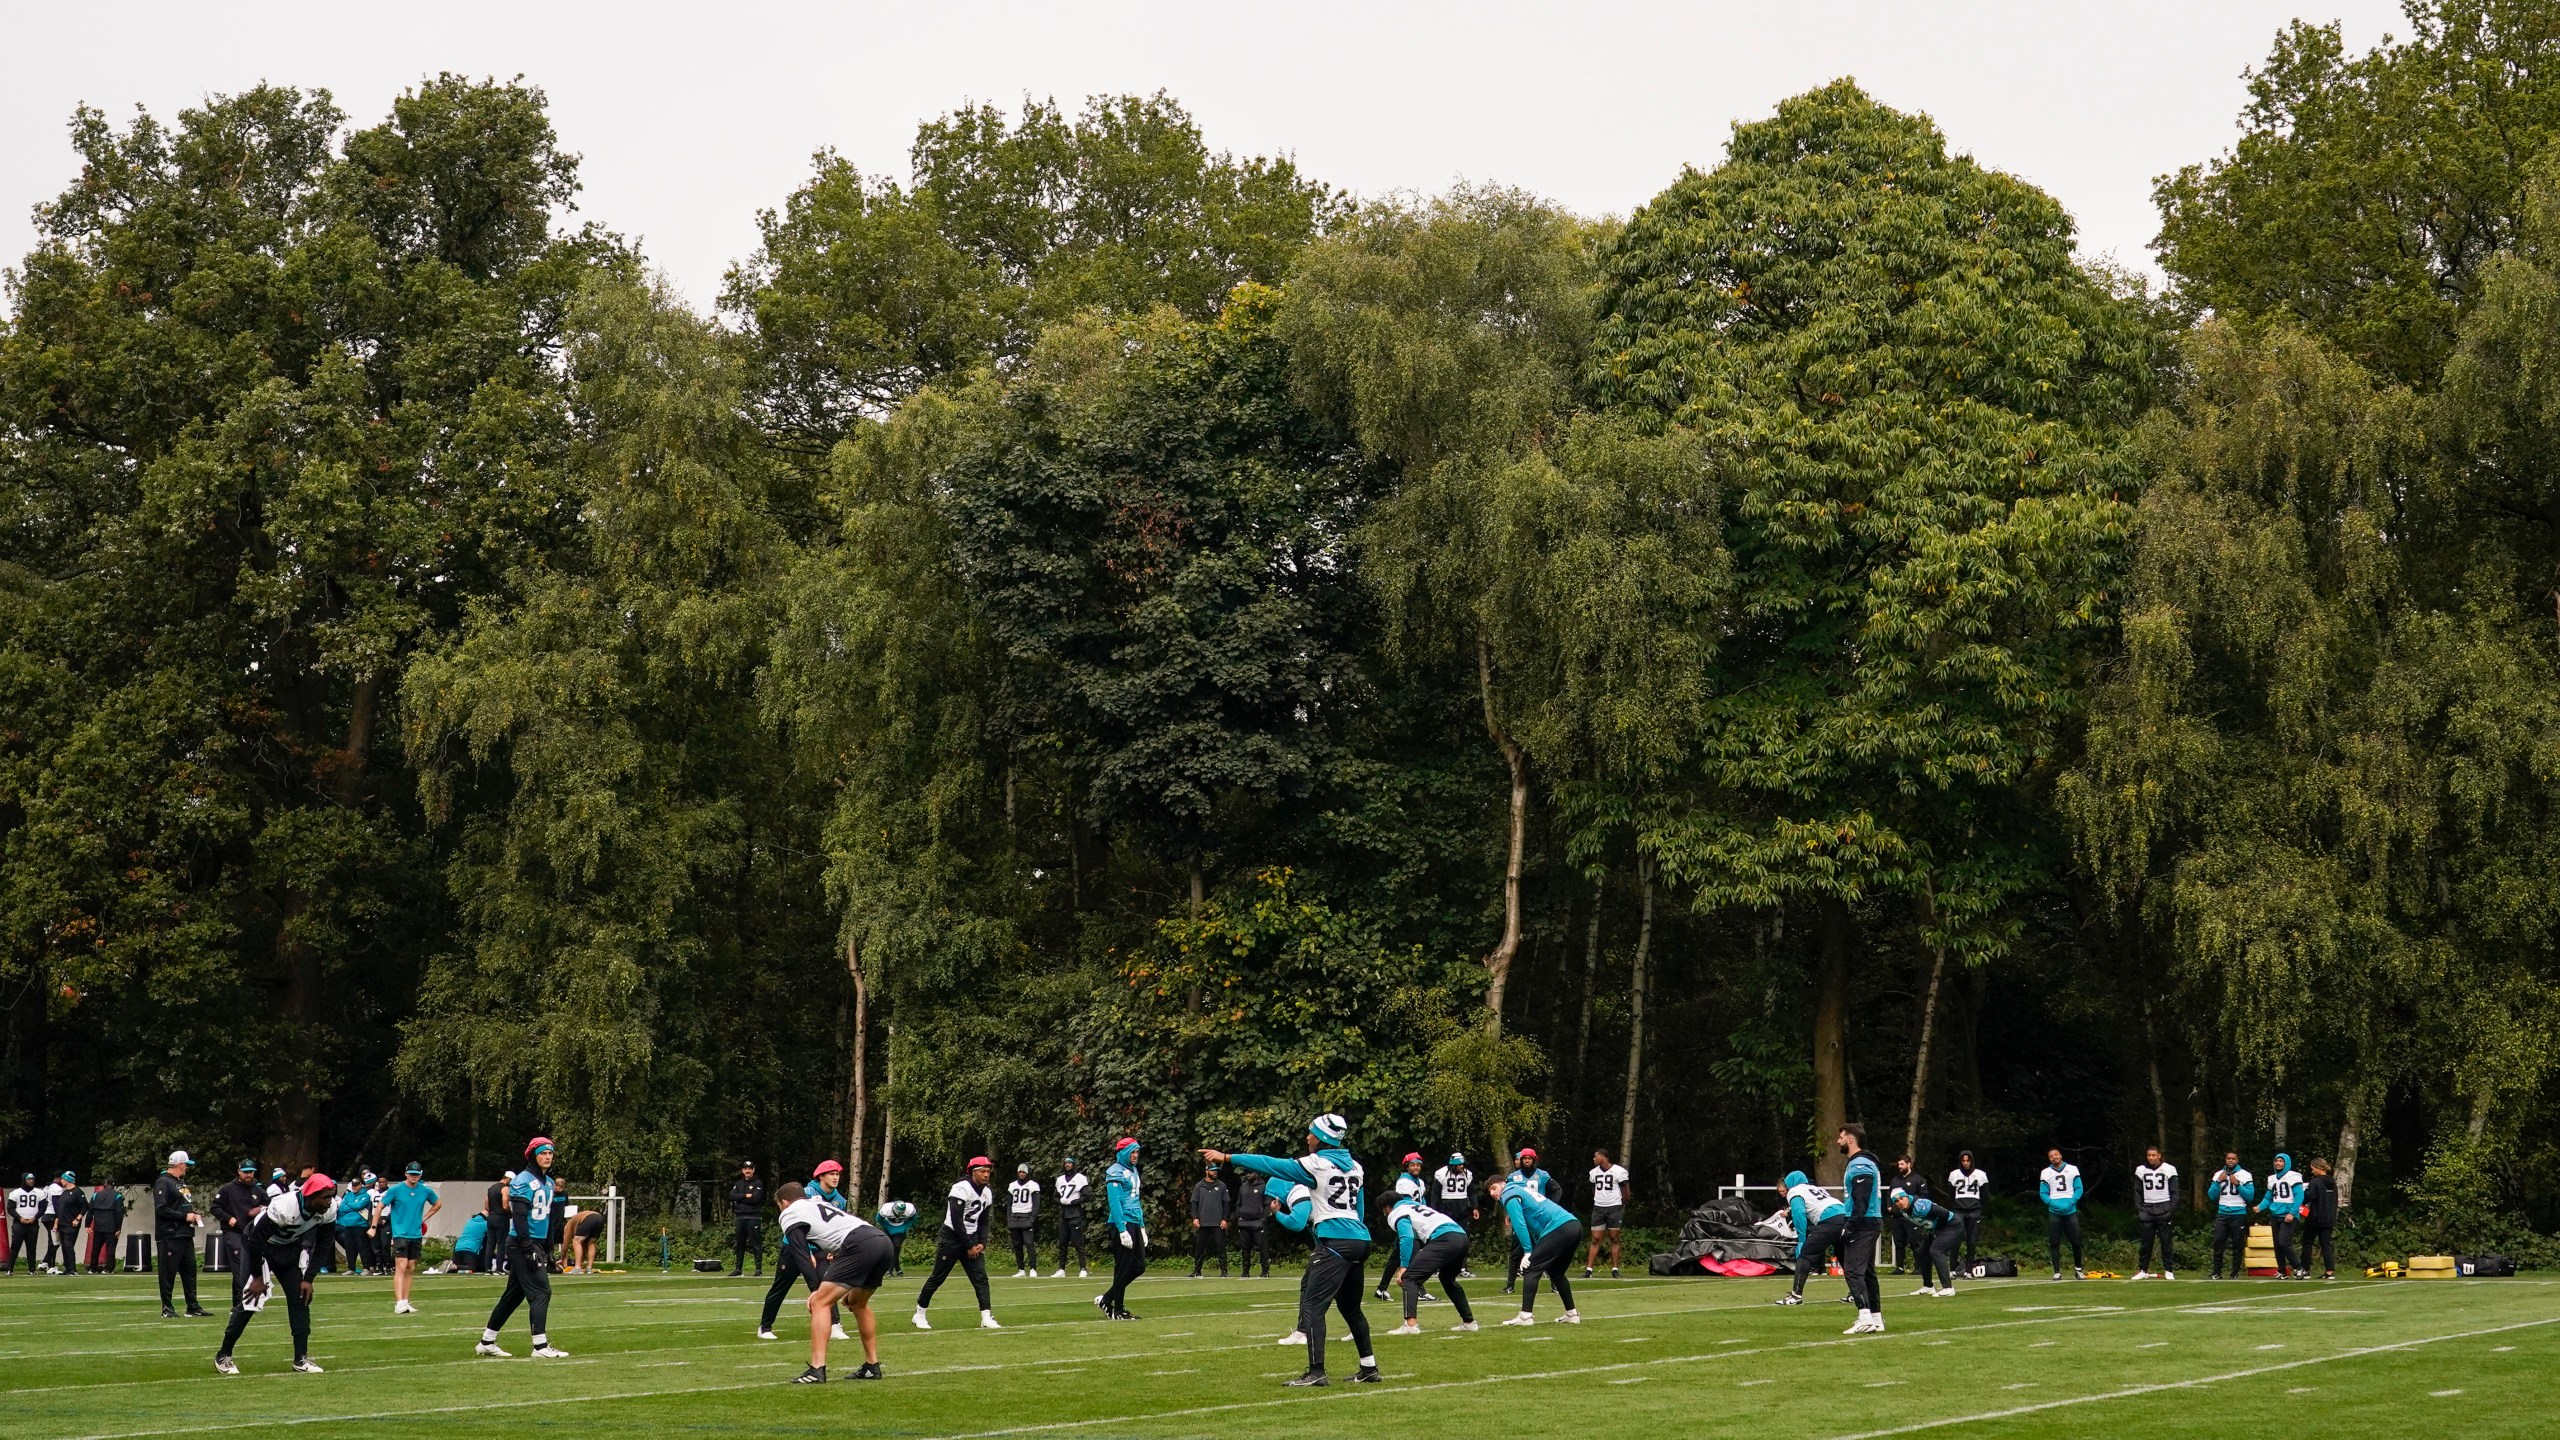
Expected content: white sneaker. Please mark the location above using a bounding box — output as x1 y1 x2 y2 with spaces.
911 1307 932 1330
2130 1270 2152 1281
2164 1271 2177 1280
291 1358 324 1373
1277 1330 1306 1345
394 1300 417 1314
530 1344 569 1358
1910 1285 1935 1295
757 1328 779 1340
475 1340 509 1357
1389 1320 1422 1335
1050 1268 1065 1278
1078 1268 1090 1278
980 1311 1001 1330
213 1355 238 1375
1868 1316 1888 1333
1556 1309 1581 1324
1502 1312 1536 1327
831 1323 850 1340
1451 1320 1479 1332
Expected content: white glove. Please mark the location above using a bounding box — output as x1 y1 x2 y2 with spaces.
1116 1228 1131 1248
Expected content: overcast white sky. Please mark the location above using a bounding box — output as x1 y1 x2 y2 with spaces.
5 1 2409 311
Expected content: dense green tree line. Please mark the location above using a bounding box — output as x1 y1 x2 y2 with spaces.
8 4 2560 1252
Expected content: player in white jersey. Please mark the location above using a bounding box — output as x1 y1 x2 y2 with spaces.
2131 1145 2180 1279
1432 1153 1477 1277
1006 1164 1042 1277
1582 1148 1629 1278
914 1158 999 1330
1945 1149 1989 1269
1053 1157 1093 1277
776 1182 895 1383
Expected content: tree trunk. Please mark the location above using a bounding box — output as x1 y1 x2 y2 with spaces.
2141 998 2169 1151
1476 638 1528 1038
1188 859 1205 919
2468 1090 2491 1140
846 934 869 1212
2188 1086 2211 1211
2336 1086 2366 1211
1573 870 1604 1105
1618 858 1654 1166
1903 937 1948 1161
1813 902 1851 1185
875 1030 896 1207
2273 1101 2288 1151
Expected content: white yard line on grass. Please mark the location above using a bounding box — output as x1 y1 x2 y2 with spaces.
1820 1316 2560 1439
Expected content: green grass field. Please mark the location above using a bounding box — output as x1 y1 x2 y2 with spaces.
6 1264 2556 1438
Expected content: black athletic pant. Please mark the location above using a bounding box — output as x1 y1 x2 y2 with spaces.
2270 1217 2299 1274
1952 1205 1982 1266
484 1242 553 1340
1505 1231 1528 1289
1012 1225 1038 1273
1190 1225 1226 1276
336 1228 365 1274
1060 1208 1089 1272
916 1233 991 1311
732 1215 764 1275
2045 1211 2084 1272
1792 1215 1848 1297
157 1228 200 1309
1102 1224 1146 1314
223 1229 259 1304
1888 1211 1916 1270
2137 1209 2177 1272
57 1217 84 1269
2301 1220 2336 1275
1403 1232 1474 1321
1300 1236 1374 1372
1842 1221 1881 1313
219 1237 313 1361
758 1240 837 1332
1919 1222 1962 1288
1518 1219 1584 1313
2211 1213 2251 1276
8 1220 37 1273
1238 1221 1269 1275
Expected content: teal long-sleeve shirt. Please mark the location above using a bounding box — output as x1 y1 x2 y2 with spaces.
1500 1182 1575 1249
1105 1157 1144 1230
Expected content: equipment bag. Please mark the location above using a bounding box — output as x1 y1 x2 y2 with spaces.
1970 1257 2018 1278
2457 1255 2517 1277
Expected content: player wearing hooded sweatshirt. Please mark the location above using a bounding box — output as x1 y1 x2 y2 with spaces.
875 1199 917 1278
2299 1159 2340 1280
2132 1146 2180 1279
777 1181 895 1384
1776 1170 1849 1306
214 1173 339 1375
1384 1194 1476 1334
759 1161 848 1340
1500 1148 1557 1293
1489 1172 1584 1327
1234 1167 1272 1275
1838 1125 1886 1334
1208 1114 1380 1387
1889 1189 1962 1296
1098 1138 1147 1319
2257 1152 2306 1279
1007 1164 1043 1277
1945 1150 1988 1268
1375 1154 1427 1298
914 1158 999 1330
1053 1157 1092 1279
475 1138 568 1359
2037 1147 2086 1280
2206 1152 2256 1279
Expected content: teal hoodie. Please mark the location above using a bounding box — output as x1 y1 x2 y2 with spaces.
1498 1178 1575 1249
1106 1143 1145 1230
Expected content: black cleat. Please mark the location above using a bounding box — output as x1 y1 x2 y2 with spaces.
794 1365 826 1384
163 1306 178 1319
1353 1364 1382 1383
1286 1368 1330 1387
853 1361 883 1380
1372 1286 1390 1301
186 1307 213 1318
1111 1308 1140 1320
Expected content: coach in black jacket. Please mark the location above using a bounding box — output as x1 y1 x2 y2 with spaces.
154 1151 208 1317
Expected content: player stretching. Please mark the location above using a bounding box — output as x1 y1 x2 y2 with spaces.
213 1174 337 1375
1488 1173 1584 1326
777 1181 893 1383
913 1157 999 1330
1097 1138 1147 1319
1775 1169 1846 1306
1889 1189 1962 1296
1384 1193 1477 1335
1208 1113 1380 1387
1583 1148 1628 1278
474 1137 568 1359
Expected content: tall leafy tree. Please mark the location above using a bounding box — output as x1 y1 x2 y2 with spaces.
1592 80 2156 1178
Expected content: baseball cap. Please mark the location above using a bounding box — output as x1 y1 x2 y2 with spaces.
741 1159 756 1167
1016 1162 1030 1174
236 1158 256 1173
167 1150 192 1166
60 1170 75 1183
405 1162 423 1175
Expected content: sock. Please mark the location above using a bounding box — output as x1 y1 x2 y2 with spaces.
481 1328 499 1343
531 1332 547 1347
1359 1355 1377 1367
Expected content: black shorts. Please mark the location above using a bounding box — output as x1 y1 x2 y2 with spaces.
574 1213 606 1239
452 1249 481 1271
1590 1205 1625 1229
821 1228 896 1292
393 1237 422 1260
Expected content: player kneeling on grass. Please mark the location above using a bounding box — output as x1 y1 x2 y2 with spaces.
1207 1113 1380 1387
776 1182 892 1383
1384 1193 1476 1335
216 1173 339 1376
1487 1174 1583 1326
1888 1189 1961 1297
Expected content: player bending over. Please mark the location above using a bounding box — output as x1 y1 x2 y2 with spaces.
1889 1188 1962 1297
1384 1193 1476 1335
214 1173 338 1375
1775 1169 1847 1307
778 1181 894 1383
1207 1113 1381 1387
1488 1174 1583 1326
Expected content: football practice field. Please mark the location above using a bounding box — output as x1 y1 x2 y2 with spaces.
6 1268 2556 1438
